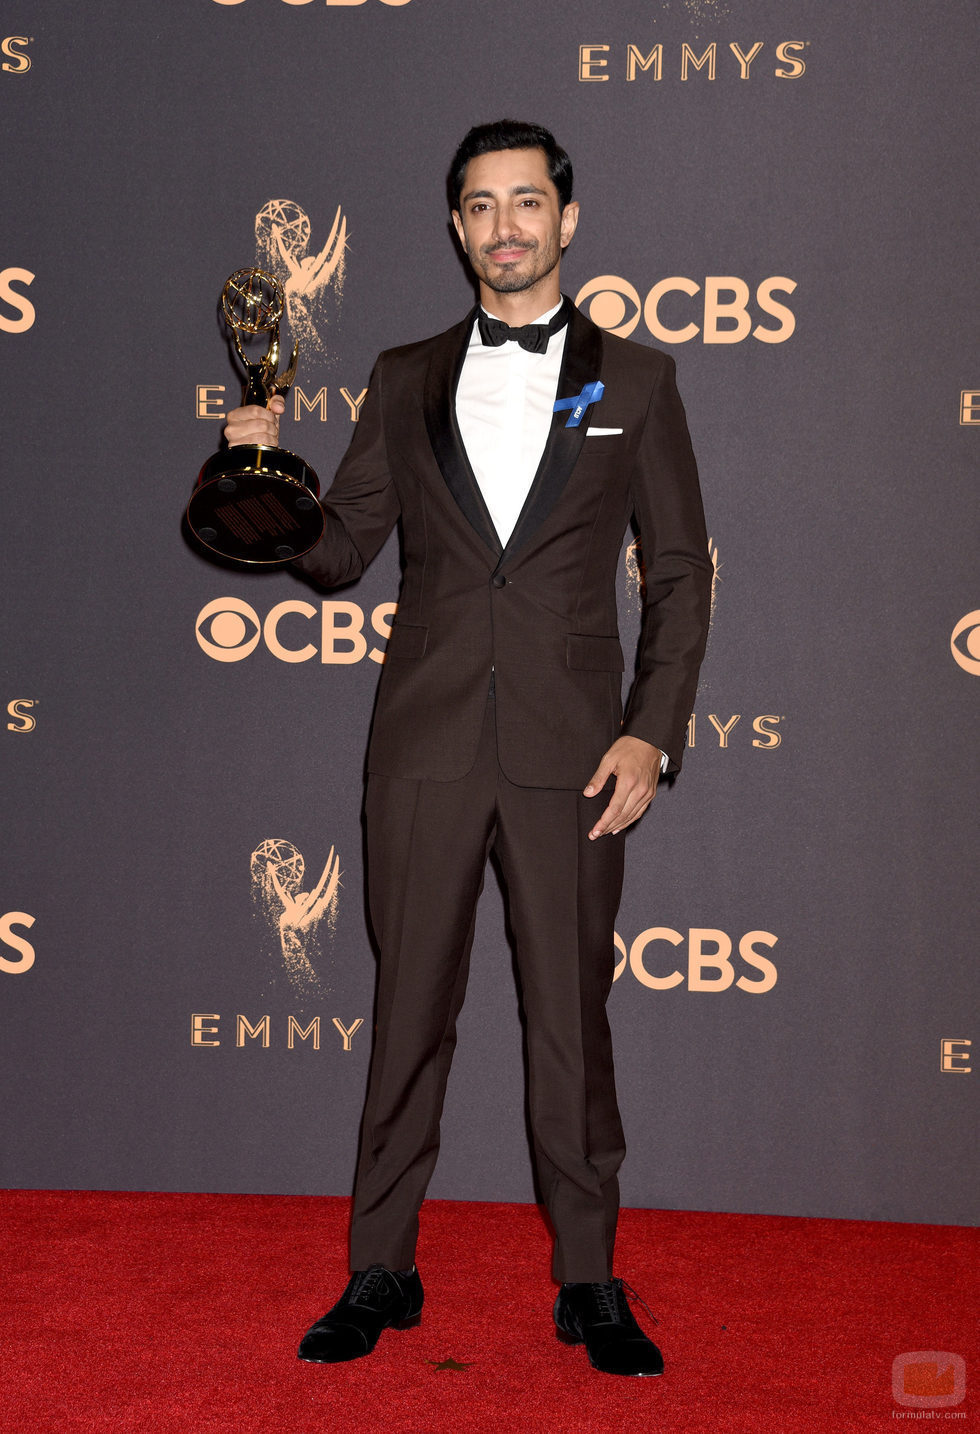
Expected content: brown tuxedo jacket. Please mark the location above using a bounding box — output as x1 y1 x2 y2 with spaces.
296 301 712 788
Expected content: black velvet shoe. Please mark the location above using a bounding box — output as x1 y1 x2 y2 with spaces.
554 1278 664 1377
297 1265 423 1364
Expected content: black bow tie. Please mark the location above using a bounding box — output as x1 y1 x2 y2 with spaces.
477 300 570 355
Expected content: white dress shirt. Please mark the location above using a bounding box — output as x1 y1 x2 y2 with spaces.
455 299 567 547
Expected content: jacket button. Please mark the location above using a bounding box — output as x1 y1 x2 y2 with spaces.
491 574 507 588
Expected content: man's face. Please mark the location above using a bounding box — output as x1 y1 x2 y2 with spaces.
452 147 579 300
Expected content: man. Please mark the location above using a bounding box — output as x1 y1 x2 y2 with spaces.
224 120 712 1378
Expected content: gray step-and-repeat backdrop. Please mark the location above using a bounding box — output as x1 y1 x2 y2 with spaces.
1 1 975 1226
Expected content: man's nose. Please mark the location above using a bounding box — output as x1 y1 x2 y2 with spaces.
491 209 521 243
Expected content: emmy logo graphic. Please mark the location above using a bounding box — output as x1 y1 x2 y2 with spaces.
254 201 348 360
250 839 341 994
625 536 720 622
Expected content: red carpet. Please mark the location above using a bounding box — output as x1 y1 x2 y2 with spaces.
1 1191 974 1433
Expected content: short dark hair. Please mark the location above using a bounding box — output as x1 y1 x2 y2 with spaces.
448 120 574 212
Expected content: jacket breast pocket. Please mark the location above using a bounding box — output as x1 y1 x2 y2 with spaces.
566 634 625 672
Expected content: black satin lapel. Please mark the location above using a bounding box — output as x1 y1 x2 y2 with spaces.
423 311 503 558
500 302 605 565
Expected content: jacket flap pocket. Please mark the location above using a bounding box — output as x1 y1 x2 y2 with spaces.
387 622 428 659
566 633 624 672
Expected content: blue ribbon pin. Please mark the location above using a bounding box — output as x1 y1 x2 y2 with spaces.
553 379 605 429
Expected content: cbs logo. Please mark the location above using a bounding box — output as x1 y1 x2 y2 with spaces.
196 596 395 664
1 912 35 974
1 37 30 73
575 275 796 344
614 927 778 991
0 268 35 333
950 611 980 675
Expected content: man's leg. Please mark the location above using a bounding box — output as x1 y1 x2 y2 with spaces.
349 700 499 1271
299 703 498 1363
493 772 626 1283
494 771 663 1376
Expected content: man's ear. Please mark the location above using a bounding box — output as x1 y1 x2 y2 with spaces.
560 200 580 249
451 210 466 248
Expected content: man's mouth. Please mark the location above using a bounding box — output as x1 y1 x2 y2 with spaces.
487 246 532 263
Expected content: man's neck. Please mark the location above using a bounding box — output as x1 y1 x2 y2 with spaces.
476 277 563 327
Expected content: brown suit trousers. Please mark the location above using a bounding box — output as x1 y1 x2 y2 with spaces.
350 694 626 1282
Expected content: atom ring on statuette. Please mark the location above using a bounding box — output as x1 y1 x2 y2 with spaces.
221 268 284 335
185 267 324 566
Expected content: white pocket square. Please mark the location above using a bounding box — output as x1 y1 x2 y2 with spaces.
585 426 623 436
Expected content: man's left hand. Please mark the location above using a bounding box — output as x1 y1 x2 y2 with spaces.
584 736 662 840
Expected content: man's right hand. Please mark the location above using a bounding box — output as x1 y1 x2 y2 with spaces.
223 394 285 448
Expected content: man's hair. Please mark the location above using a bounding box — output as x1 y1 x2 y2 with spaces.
448 120 574 212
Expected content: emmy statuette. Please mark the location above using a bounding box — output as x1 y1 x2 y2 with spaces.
186 269 324 564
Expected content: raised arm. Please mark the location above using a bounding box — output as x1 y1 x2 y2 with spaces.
224 353 401 589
